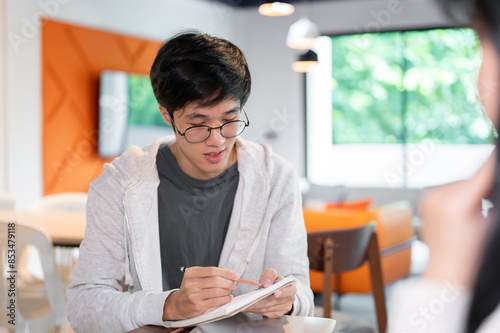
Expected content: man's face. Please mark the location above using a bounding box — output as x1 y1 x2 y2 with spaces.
160 99 242 180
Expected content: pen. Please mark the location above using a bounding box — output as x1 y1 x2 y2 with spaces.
235 278 264 288
179 266 263 288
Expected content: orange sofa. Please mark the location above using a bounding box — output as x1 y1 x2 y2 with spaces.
303 201 415 294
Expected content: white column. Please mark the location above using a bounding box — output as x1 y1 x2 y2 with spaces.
0 0 7 193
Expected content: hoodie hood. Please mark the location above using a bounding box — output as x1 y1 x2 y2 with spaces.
103 136 175 191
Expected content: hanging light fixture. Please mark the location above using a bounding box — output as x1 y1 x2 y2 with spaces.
292 50 319 73
259 1 295 17
286 17 319 49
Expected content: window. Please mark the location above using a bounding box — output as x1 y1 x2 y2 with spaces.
307 29 496 188
126 73 174 149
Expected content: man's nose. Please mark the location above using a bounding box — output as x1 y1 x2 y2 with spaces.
206 127 225 146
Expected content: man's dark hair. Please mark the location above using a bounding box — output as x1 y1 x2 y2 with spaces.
150 31 251 118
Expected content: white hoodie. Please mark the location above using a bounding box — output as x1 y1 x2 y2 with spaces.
66 136 314 332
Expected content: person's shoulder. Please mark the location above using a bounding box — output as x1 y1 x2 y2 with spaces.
91 136 175 190
236 138 295 177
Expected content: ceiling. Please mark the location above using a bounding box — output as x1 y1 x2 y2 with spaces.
208 0 337 8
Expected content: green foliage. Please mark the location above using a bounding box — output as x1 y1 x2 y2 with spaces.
128 74 167 127
331 28 496 144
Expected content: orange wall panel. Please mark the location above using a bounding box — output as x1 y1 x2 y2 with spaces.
42 19 161 194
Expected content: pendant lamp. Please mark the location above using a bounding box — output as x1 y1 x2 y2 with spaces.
286 17 319 49
292 50 319 73
259 1 295 17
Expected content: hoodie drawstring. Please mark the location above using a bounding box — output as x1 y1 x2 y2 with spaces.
122 194 134 288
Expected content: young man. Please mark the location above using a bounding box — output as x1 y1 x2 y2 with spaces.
66 32 314 332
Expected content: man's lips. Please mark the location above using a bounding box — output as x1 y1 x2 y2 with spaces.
204 149 225 156
204 148 226 163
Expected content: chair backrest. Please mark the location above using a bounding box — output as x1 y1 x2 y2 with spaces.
0 222 9 322
0 220 67 330
0 192 17 210
308 224 375 273
307 224 387 333
30 192 87 213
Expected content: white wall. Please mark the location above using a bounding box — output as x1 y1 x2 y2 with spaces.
0 0 7 193
1 0 459 210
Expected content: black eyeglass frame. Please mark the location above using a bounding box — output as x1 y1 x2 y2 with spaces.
169 107 250 143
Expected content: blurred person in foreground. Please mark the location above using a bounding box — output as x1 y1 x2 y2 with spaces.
66 32 313 332
389 0 500 332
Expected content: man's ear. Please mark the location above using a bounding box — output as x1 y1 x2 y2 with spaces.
159 104 173 127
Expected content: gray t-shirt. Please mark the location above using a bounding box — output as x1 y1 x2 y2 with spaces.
156 144 239 290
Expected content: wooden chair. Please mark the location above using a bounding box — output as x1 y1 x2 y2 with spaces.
307 224 387 333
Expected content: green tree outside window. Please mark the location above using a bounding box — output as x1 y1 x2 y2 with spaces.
331 28 496 145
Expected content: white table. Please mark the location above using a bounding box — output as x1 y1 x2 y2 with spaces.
0 209 86 246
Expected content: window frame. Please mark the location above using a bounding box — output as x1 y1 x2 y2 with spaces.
305 28 495 188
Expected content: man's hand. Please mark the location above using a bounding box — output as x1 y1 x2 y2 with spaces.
162 267 238 321
245 268 296 318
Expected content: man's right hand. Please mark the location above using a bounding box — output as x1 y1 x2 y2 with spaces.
162 266 238 321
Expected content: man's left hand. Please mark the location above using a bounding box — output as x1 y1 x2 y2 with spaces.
245 268 296 318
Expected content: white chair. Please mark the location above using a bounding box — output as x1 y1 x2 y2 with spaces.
29 192 87 289
0 193 17 210
0 220 67 332
30 192 87 213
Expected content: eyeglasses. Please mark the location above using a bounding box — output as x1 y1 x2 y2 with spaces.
170 107 250 143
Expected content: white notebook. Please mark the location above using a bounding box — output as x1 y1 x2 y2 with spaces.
164 275 296 328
